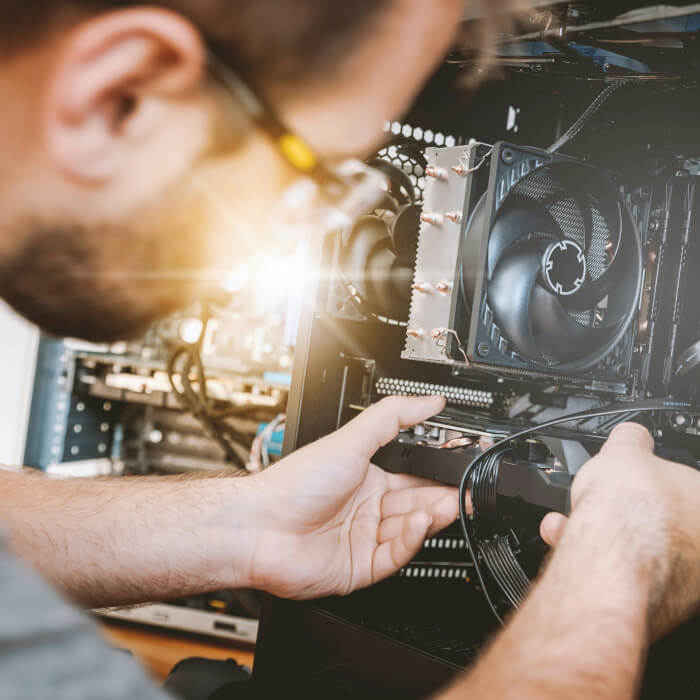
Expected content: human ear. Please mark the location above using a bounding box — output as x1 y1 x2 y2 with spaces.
45 7 205 182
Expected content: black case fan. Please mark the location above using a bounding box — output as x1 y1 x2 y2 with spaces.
462 145 644 377
339 147 424 321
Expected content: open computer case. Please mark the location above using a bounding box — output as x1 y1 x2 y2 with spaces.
244 3 700 698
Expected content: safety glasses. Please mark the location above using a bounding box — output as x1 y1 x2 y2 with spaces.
207 50 388 237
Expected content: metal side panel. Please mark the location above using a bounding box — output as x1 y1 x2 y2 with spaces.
22 336 75 469
282 236 343 455
0 304 39 466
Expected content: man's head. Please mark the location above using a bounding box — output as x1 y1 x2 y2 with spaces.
0 0 509 341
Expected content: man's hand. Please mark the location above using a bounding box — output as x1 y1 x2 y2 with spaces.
440 424 700 700
540 423 700 639
0 395 455 608
239 396 459 600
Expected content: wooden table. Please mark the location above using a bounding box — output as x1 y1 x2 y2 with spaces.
100 620 256 683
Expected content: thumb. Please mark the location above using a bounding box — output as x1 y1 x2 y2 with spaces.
540 512 568 547
601 422 655 456
334 395 446 456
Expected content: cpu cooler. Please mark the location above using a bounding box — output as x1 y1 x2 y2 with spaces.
462 147 644 380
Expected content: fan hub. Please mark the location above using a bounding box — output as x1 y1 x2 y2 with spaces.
542 240 587 297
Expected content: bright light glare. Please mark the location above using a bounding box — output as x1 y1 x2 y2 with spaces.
220 242 309 311
254 252 307 308
221 264 250 294
179 318 204 344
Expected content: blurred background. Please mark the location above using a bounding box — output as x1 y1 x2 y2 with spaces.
0 241 308 647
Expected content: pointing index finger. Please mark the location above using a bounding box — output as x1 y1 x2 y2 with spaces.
335 395 446 456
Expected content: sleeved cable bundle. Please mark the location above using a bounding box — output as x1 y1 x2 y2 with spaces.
547 78 643 153
460 398 693 624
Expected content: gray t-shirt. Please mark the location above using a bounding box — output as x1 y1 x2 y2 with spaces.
0 531 172 700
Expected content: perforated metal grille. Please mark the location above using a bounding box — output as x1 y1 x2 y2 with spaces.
588 206 609 280
515 173 559 202
548 198 586 247
379 121 458 198
378 143 427 195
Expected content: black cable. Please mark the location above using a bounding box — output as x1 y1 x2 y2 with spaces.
490 541 527 607
177 349 248 434
167 346 248 469
459 398 692 625
479 538 523 608
491 537 529 605
478 545 516 608
495 536 530 602
547 79 642 153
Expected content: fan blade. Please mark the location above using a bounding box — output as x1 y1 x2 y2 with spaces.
368 159 415 205
365 246 412 317
548 164 622 256
390 203 421 258
560 202 628 313
547 166 594 253
342 215 391 300
488 195 563 278
530 286 617 363
488 245 545 362
374 191 399 214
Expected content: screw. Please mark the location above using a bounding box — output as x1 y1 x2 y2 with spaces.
477 342 490 357
420 212 444 227
425 165 448 181
501 149 515 165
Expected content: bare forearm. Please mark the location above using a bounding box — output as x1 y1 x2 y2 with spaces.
441 510 651 700
0 469 257 607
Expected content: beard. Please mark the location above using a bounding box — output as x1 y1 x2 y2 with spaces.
0 187 225 342
0 112 297 342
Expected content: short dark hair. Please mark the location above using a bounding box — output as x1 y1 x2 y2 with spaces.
0 0 393 87
1 1 527 88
